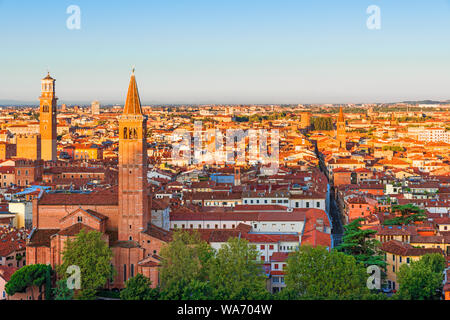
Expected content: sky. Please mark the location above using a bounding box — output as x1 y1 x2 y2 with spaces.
0 0 450 105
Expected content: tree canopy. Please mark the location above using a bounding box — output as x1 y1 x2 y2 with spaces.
383 204 427 226
159 230 214 299
311 117 333 131
335 218 386 268
208 237 269 300
158 231 268 300
5 264 52 299
285 245 374 300
52 279 74 300
56 229 114 300
120 274 159 300
396 253 446 300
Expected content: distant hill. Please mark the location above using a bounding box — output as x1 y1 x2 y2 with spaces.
0 100 36 106
400 100 450 105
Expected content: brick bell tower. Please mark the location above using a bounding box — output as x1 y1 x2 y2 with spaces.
39 72 58 161
118 70 149 242
336 106 346 150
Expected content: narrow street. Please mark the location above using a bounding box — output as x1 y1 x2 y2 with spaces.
314 144 344 247
329 190 344 247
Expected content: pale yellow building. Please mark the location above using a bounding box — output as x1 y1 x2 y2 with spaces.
381 240 443 291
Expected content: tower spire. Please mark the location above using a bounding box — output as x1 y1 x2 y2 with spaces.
123 70 143 115
336 105 346 150
338 106 344 122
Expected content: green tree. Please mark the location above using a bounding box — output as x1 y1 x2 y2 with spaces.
382 146 404 152
56 229 114 300
181 280 214 300
396 253 446 300
209 237 269 300
159 230 214 299
5 264 52 300
383 204 427 225
335 218 386 268
311 117 333 131
120 274 159 300
163 279 215 300
285 246 371 300
52 279 74 300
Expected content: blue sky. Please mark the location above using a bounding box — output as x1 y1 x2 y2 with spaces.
0 0 450 104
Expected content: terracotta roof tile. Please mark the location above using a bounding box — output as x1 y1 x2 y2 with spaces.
57 223 95 236
0 266 18 281
142 224 172 242
28 229 59 247
40 190 118 206
381 240 443 256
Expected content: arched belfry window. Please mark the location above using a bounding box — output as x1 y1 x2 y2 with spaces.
131 128 137 139
123 127 128 139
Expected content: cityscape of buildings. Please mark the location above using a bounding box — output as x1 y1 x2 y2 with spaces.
0 71 448 301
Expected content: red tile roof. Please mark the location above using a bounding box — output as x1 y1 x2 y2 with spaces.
142 224 172 242
28 229 59 247
57 223 95 236
381 240 443 256
170 209 307 222
39 189 118 206
0 266 18 282
270 252 290 262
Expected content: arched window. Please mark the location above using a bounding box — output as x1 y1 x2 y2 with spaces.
123 127 128 139
127 127 134 139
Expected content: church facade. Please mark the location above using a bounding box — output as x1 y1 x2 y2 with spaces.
26 72 171 289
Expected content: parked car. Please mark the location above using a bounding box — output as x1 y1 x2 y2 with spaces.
382 287 392 294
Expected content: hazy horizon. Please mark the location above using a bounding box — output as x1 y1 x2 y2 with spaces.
1 0 450 104
2 97 450 108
